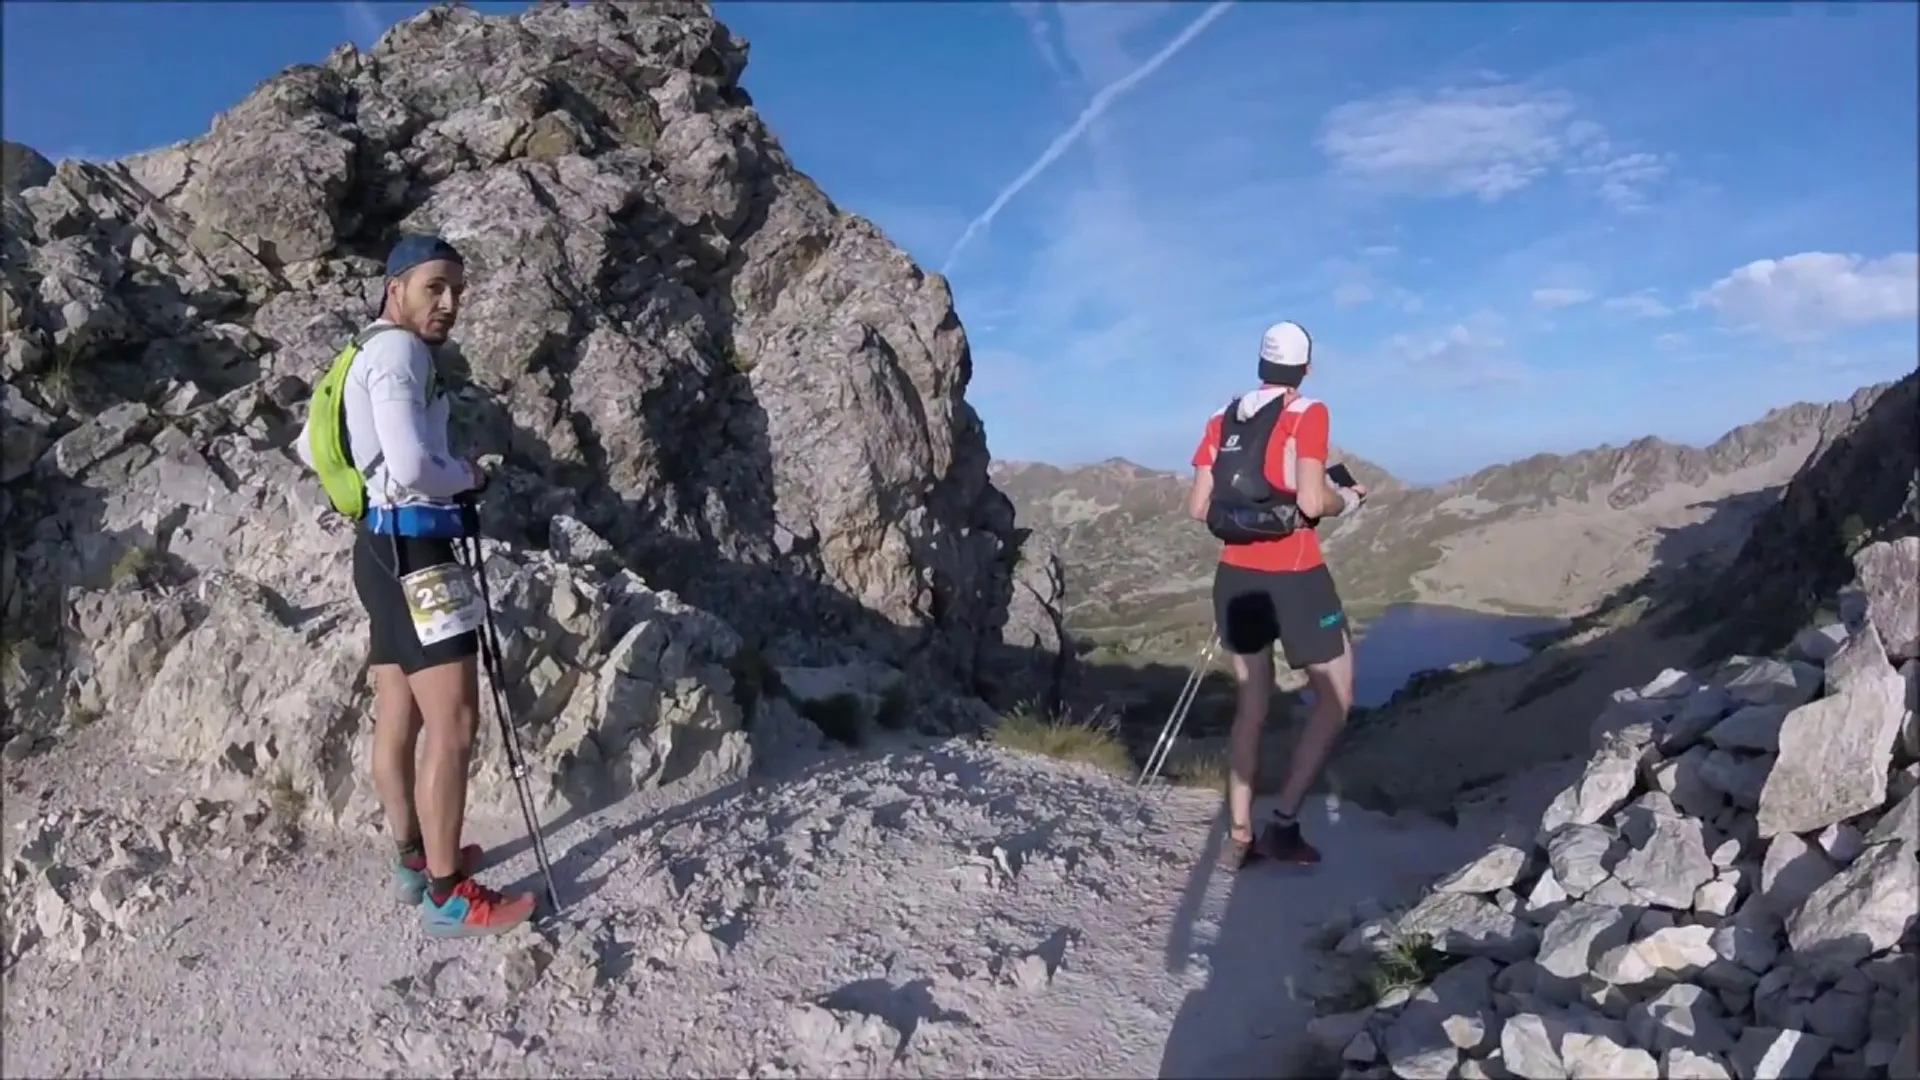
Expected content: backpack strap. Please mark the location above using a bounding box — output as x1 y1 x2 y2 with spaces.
1275 394 1318 491
340 323 435 482
1211 389 1323 492
352 323 400 349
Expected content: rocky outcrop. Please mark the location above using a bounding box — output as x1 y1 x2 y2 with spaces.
0 3 1067 817
1684 371 1919 662
1307 538 1920 1080
1 141 54 196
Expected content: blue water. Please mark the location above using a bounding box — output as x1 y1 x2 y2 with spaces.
1347 603 1568 708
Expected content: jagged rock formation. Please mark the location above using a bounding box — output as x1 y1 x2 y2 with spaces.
1680 370 1919 662
0 2 1068 823
996 384 1898 658
1303 538 1920 1080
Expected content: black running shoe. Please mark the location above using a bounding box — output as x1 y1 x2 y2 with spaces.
1259 815 1322 866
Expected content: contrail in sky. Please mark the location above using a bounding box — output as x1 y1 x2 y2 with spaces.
940 1 1236 276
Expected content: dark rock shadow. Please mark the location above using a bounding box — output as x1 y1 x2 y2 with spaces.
819 975 975 1060
1154 798 1451 1079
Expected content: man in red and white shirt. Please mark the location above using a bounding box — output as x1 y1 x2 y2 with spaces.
1185 321 1365 869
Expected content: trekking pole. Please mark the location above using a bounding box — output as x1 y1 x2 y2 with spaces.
459 527 564 917
1137 638 1216 788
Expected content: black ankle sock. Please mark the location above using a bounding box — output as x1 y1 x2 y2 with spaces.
1271 808 1299 826
428 873 463 905
397 835 426 861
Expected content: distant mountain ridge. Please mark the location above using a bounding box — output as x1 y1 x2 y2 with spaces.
995 381 1900 658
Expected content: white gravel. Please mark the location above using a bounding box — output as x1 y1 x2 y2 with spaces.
2 733 1569 1078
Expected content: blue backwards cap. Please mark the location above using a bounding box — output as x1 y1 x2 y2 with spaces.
385 234 464 279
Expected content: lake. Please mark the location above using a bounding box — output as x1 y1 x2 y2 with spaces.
1345 603 1568 708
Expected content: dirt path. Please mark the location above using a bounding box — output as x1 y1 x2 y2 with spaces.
2 737 1572 1078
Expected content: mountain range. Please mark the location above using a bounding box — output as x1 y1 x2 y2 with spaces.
994 381 1900 660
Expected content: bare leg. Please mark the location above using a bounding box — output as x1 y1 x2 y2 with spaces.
407 655 481 880
1273 630 1354 817
370 664 424 847
1226 648 1275 843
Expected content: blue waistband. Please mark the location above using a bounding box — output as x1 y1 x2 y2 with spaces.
364 503 470 539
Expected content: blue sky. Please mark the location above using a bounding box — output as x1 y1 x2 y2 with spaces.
6 1 1916 483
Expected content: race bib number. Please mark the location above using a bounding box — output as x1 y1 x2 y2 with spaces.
401 562 486 647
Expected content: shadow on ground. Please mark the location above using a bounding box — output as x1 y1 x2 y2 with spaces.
1150 776 1569 1079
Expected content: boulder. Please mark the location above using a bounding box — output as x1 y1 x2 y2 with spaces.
1756 673 1907 837
1854 539 1919 662
0 1 1070 794
1331 544 1920 1080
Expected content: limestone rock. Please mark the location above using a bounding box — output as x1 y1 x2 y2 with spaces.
1561 1031 1658 1079
1825 620 1894 697
1719 659 1823 709
1789 624 1848 666
1593 925 1717 987
1702 704 1791 753
1756 833 1838 922
1538 740 1645 840
1855 538 1920 662
1433 843 1534 895
1543 824 1618 899
0 0 1068 771
1863 784 1918 849
1757 673 1907 837
1626 983 1733 1056
1536 902 1634 981
1664 687 1735 752
1611 796 1715 909
1394 891 1539 962
1784 840 1919 979
1662 1047 1734 1079
1730 1027 1831 1080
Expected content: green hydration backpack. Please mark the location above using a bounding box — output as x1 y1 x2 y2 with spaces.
306 323 438 521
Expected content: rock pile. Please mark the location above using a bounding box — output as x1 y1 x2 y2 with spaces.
1 1 1070 824
1 790 293 971
1311 537 1920 1080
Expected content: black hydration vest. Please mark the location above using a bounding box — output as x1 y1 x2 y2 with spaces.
1205 392 1309 545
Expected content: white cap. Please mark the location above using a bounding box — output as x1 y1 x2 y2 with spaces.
1258 321 1312 368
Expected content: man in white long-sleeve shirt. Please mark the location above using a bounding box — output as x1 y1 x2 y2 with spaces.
297 234 534 936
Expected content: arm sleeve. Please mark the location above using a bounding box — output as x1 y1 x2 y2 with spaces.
361 336 475 499
1190 415 1223 468
293 421 315 468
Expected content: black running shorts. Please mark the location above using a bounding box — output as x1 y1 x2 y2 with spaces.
1212 561 1349 667
351 527 480 674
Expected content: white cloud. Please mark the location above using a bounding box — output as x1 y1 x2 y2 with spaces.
1382 317 1529 389
1333 282 1374 308
1567 149 1668 212
1009 2 1071 83
340 1 383 45
1318 83 1573 201
941 1 1234 273
1603 292 1673 318
1531 287 1593 309
1324 252 1426 312
1316 81 1666 209
1693 252 1920 340
1053 3 1186 87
